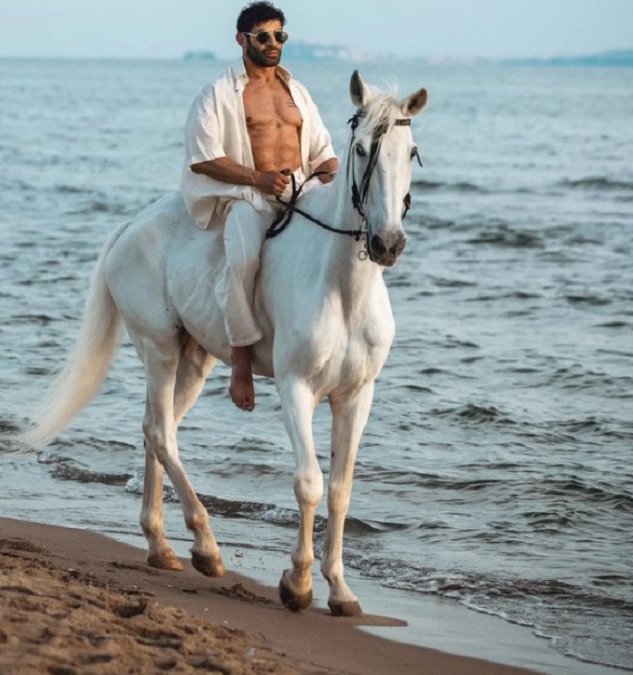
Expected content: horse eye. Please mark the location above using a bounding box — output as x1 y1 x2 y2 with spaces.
355 144 367 158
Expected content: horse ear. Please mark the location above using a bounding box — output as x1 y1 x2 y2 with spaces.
350 70 371 107
401 88 428 117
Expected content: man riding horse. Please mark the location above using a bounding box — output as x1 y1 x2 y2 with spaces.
181 1 339 413
13 0 427 613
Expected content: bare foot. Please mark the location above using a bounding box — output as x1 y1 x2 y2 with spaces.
229 346 255 411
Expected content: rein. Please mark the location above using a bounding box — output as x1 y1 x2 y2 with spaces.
265 171 363 241
265 111 421 245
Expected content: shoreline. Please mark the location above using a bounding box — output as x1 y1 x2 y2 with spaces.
0 516 547 675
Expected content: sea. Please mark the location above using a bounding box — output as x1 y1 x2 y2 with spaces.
0 57 632 673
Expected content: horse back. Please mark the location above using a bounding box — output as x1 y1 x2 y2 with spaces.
104 192 231 361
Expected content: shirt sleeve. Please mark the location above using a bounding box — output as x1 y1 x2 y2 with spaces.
183 87 227 167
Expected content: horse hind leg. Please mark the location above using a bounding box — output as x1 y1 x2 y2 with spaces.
174 335 220 576
140 336 224 577
141 334 217 572
173 334 217 425
141 411 183 571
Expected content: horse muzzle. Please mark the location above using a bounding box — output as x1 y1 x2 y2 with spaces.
369 231 407 267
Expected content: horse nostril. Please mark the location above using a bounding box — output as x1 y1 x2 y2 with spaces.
370 235 387 256
391 235 407 257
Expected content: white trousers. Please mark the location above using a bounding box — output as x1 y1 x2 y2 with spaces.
215 200 271 347
215 170 310 347
215 170 308 347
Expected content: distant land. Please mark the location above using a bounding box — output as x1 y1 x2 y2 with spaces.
181 47 633 66
183 50 217 61
281 41 364 61
503 49 633 66
183 41 364 62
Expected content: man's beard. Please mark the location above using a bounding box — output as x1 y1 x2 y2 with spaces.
246 40 281 67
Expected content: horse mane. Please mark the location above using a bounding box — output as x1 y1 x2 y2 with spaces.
354 88 402 141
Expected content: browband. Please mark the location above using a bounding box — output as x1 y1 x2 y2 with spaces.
349 112 411 129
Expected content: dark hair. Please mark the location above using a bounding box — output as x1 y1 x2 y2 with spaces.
236 2 285 33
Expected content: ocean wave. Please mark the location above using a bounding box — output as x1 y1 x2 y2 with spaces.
0 417 22 435
11 313 56 325
37 450 74 465
411 179 487 193
465 290 542 303
467 224 544 249
0 179 32 193
564 293 611 306
54 184 91 195
562 177 633 192
434 403 517 426
547 366 630 394
415 215 456 229
345 554 633 671
214 461 287 478
46 465 412 537
430 275 477 288
68 200 131 216
361 466 504 493
596 320 631 329
553 416 633 439
538 476 633 512
51 461 131 486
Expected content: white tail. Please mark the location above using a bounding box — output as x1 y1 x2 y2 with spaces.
17 224 128 448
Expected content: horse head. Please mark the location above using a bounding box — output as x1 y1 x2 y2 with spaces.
348 70 428 267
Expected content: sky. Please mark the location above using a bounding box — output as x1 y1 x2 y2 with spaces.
0 0 632 61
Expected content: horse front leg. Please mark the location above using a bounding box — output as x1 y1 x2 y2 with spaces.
322 383 374 617
277 377 323 611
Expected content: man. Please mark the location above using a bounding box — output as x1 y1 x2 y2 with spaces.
181 1 339 413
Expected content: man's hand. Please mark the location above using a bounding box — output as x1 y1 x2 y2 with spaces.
256 170 292 196
314 157 340 184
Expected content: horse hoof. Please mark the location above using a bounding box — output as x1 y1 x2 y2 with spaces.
328 600 363 618
278 579 313 612
191 552 225 577
147 550 184 571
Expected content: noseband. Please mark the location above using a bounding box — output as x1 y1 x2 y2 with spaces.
266 110 422 248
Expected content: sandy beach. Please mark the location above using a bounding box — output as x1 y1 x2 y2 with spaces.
0 517 548 675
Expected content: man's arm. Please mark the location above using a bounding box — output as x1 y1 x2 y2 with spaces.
190 157 291 196
314 157 339 184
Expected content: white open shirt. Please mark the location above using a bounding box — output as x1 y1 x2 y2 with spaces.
181 60 336 229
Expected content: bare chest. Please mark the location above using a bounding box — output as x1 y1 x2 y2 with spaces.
243 80 303 130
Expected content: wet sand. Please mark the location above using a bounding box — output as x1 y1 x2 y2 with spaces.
0 517 546 675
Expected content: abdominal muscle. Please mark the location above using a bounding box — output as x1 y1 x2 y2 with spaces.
243 77 303 173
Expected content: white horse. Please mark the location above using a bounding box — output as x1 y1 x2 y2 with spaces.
18 71 427 617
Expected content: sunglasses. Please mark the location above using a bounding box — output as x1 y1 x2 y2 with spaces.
243 29 289 45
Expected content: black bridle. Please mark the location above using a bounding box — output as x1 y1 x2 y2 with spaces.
348 113 416 225
266 110 422 247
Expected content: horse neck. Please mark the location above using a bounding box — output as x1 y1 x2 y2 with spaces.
315 165 384 308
